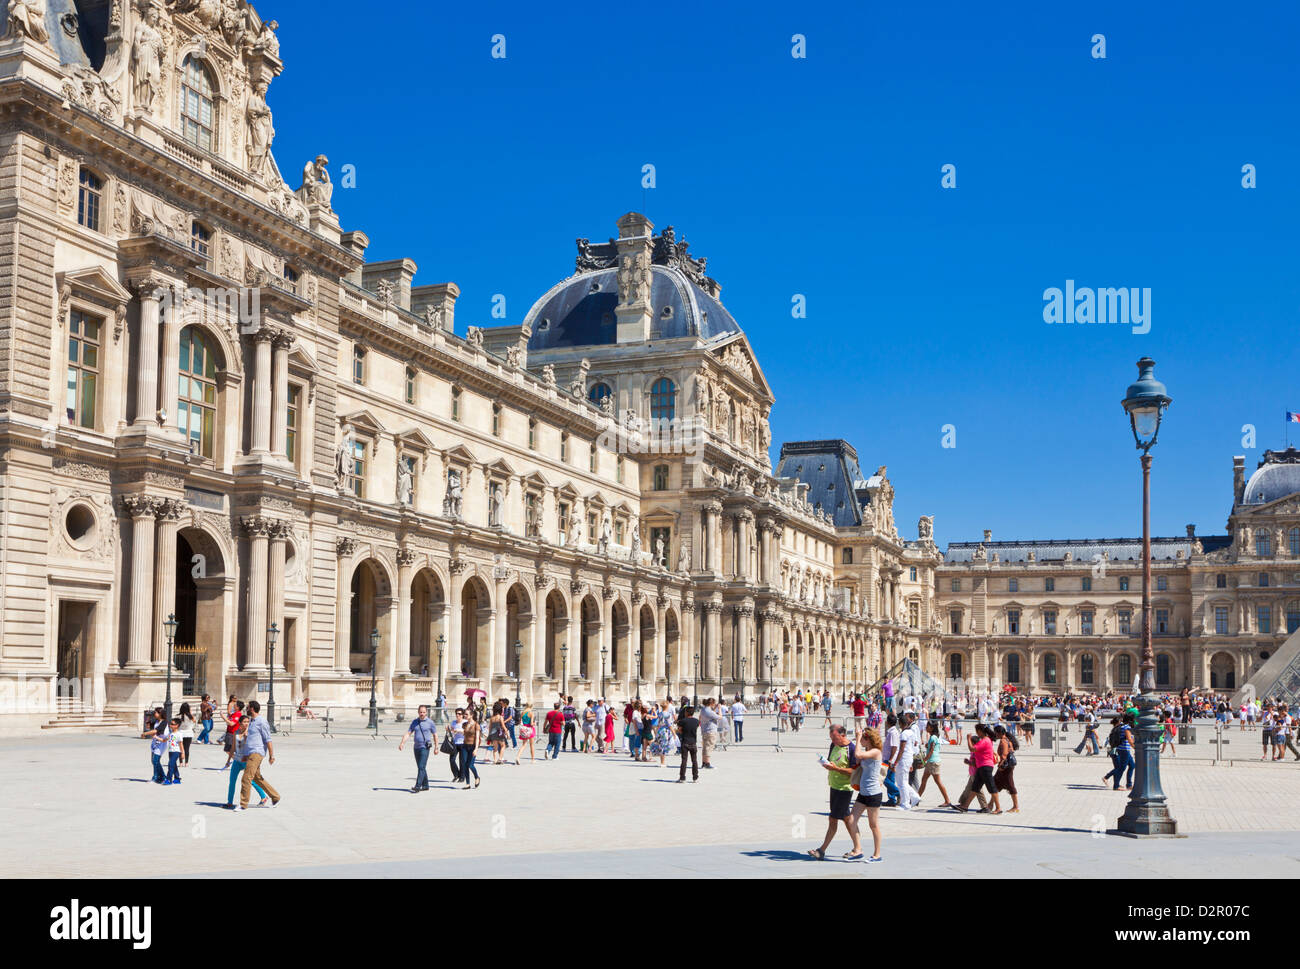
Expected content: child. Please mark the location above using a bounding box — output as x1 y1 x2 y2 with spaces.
1159 712 1177 756
149 718 170 783
164 717 183 784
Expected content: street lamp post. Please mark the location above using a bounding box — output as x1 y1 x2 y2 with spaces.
692 651 700 708
267 622 279 733
634 648 641 701
765 647 781 751
820 651 830 695
560 644 568 698
740 654 748 704
367 627 379 731
513 640 523 720
600 646 608 700
664 648 671 700
717 644 725 703
1117 356 1179 837
163 613 177 722
436 635 446 721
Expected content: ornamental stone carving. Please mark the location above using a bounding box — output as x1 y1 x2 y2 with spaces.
295 155 333 210
336 537 358 558
396 547 419 568
130 3 165 114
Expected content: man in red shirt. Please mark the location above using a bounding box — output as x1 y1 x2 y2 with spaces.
850 694 867 733
543 701 566 760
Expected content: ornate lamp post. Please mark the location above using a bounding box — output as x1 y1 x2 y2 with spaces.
513 640 523 718
820 650 830 695
717 644 725 703
740 653 749 704
664 648 672 700
692 651 700 708
162 613 178 722
267 621 279 733
1117 357 1179 837
367 627 379 730
560 644 569 697
600 645 608 700
765 647 782 752
634 648 642 701
436 635 446 720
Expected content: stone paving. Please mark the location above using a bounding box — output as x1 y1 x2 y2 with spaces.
4 716 1298 878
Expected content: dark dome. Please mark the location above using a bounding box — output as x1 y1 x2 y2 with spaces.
1243 459 1300 505
524 265 740 351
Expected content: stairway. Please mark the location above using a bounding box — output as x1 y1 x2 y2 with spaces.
41 705 134 731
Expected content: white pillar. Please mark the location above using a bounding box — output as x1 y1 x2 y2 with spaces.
250 328 273 454
124 496 158 668
271 331 291 459
134 285 162 427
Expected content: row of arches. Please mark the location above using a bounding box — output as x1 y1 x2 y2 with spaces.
940 647 1243 691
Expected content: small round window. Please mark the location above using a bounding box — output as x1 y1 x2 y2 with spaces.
64 503 97 549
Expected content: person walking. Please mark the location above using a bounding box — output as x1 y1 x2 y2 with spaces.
993 724 1020 813
807 723 862 860
849 727 886 863
398 705 436 792
1103 715 1135 790
445 709 465 782
916 720 952 806
953 723 1000 813
197 694 215 745
891 712 921 810
237 701 280 811
503 699 518 751
176 703 196 767
730 697 747 743
699 698 721 769
517 703 536 763
147 715 169 783
461 710 481 789
1159 709 1177 757
562 696 578 751
1074 708 1100 755
821 691 834 726
850 693 867 734
676 704 701 783
225 719 270 808
488 701 508 765
543 702 565 759
163 717 183 785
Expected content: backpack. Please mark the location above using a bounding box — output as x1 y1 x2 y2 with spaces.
1107 725 1123 749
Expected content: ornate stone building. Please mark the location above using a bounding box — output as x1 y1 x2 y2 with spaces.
936 449 1300 696
0 1 928 730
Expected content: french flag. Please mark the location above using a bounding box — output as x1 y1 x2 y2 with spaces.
1289 412 1300 424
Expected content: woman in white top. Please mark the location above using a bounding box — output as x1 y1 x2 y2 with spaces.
176 702 196 767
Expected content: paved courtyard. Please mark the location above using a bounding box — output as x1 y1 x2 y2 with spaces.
5 716 1299 878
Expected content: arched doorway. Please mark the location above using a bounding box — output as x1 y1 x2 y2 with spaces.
410 569 445 678
664 608 679 690
1210 651 1235 689
503 583 533 691
610 599 629 694
544 590 566 681
460 577 492 681
174 525 227 698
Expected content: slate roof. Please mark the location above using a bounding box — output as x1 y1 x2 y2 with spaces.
774 440 867 528
943 535 1231 564
1243 448 1300 505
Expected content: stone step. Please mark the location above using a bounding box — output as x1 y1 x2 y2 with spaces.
41 715 133 731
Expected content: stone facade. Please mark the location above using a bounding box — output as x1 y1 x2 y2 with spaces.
936 450 1300 696
0 3 920 730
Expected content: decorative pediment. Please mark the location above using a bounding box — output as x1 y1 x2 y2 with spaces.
338 409 386 438
521 471 548 489
59 266 133 306
394 427 435 453
287 343 320 376
442 444 476 467
555 482 579 499
483 457 516 478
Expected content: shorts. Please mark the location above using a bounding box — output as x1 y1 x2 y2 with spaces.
856 792 883 809
829 788 853 819
223 732 236 753
923 763 941 777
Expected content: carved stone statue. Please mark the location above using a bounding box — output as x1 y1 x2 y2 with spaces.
396 457 413 507
443 469 463 518
568 516 582 547
131 4 164 114
296 155 333 210
598 514 611 555
631 528 642 559
655 536 666 568
488 482 502 528
600 394 614 417
245 81 274 179
466 327 484 350
1103 616 1110 634
335 425 355 490
1064 618 1071 635
542 364 556 387
7 0 48 43
918 515 934 541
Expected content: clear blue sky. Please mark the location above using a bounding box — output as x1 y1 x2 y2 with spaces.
268 0 1299 546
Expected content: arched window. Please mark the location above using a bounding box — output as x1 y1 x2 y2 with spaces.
180 56 216 151
587 382 612 407
1156 653 1172 687
77 168 102 231
178 327 219 459
650 377 676 420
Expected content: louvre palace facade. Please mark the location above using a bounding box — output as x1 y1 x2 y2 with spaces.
0 0 943 730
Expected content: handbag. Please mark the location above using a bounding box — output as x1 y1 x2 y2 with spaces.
439 733 456 755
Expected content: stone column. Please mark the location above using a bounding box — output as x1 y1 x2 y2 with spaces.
133 283 163 427
706 503 721 573
395 548 416 677
151 499 183 666
493 569 509 692
250 328 274 455
566 587 582 690
706 599 722 688
447 562 466 678
159 290 180 433
654 594 667 690
243 516 271 669
123 496 159 668
335 538 357 672
271 331 292 459
268 521 288 671
629 594 642 698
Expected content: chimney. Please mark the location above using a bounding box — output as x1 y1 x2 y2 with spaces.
1186 524 1196 539
340 230 370 286
1233 456 1246 505
411 282 460 331
362 258 418 311
614 212 654 343
983 529 992 543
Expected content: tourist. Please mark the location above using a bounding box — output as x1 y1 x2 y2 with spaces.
640 701 656 760
676 704 701 783
461 709 481 788
517 703 536 763
197 694 215 745
543 702 564 759
881 713 901 806
220 698 245 770
993 724 1020 813
581 700 597 753
225 720 269 808
821 691 834 726
848 727 885 863
176 702 196 767
562 696 578 751
237 700 280 811
883 677 895 713
604 700 616 753
731 696 746 743
954 723 1000 813
446 709 466 781
850 693 866 733
1281 705 1300 761
1103 715 1135 790
1074 708 1100 756
503 698 518 750
778 695 791 733
916 720 952 806
147 716 169 784
807 723 861 860
398 705 436 792
790 692 805 732
699 698 721 769
488 701 508 765
593 698 608 753
891 712 920 811
1159 709 1177 757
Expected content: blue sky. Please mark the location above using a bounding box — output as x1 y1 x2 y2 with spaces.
268 0 1300 546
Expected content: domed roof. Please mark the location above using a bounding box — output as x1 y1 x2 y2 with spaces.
524 265 740 351
1243 450 1300 505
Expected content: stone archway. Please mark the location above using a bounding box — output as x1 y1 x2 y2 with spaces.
409 568 446 678
175 524 229 699
544 589 567 683
460 576 492 682
1209 651 1235 690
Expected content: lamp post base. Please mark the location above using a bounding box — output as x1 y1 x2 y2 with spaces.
1115 692 1181 837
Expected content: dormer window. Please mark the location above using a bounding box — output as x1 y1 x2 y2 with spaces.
451 386 462 422
180 56 216 152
